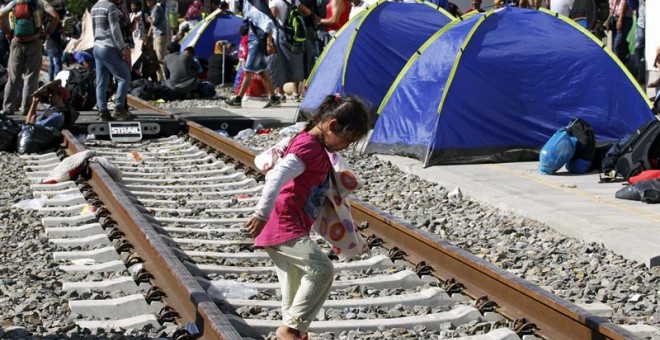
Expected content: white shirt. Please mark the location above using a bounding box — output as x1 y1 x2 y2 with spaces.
550 0 574 16
349 0 368 18
269 0 299 26
254 153 305 220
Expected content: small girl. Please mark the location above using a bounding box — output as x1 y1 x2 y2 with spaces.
245 94 371 340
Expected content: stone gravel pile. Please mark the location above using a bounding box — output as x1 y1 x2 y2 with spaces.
240 129 660 331
0 152 175 339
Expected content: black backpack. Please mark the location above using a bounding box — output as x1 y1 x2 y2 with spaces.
281 0 306 46
566 118 596 173
65 66 96 111
602 118 660 180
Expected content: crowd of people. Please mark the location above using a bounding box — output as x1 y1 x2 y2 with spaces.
0 0 646 123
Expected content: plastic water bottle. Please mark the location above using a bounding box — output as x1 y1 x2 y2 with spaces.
234 128 255 140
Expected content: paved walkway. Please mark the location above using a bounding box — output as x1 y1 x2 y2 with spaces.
225 101 660 268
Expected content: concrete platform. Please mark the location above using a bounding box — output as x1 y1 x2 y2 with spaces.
223 102 660 268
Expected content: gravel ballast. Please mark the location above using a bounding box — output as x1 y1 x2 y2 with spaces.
238 127 660 332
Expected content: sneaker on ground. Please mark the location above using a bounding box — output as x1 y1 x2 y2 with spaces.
224 95 242 107
276 93 286 103
264 95 281 108
111 107 133 121
290 93 301 102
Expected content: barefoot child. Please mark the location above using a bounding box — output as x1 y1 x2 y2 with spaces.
245 94 371 340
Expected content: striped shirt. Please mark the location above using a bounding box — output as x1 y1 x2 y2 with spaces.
91 0 126 50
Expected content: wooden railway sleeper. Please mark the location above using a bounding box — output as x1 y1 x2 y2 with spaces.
388 247 407 262
157 306 181 324
444 278 466 295
513 318 539 336
475 295 498 314
145 286 167 304
414 261 434 277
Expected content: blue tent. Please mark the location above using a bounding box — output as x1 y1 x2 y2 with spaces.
366 7 654 166
179 10 243 60
301 0 453 113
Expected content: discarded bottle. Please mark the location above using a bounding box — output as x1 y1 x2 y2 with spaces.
234 128 255 140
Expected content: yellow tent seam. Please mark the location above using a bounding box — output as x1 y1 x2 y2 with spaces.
435 12 489 115
537 8 651 108
340 0 387 86
376 18 460 114
305 7 367 87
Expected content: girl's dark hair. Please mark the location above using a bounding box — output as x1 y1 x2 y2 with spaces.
304 94 371 143
239 24 249 36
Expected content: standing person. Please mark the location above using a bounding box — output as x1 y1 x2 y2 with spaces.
0 0 60 116
92 0 132 121
183 0 204 28
131 37 159 81
245 94 371 340
299 0 319 98
0 1 10 67
145 0 168 81
348 0 367 18
608 0 632 64
465 0 485 13
224 0 280 107
219 1 235 15
569 0 597 30
45 8 65 81
550 0 574 16
632 0 644 83
317 0 349 47
129 0 146 42
268 0 308 102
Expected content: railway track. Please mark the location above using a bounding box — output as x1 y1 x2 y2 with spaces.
21 96 646 339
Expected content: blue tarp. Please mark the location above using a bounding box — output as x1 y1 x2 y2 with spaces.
179 10 243 60
301 1 452 112
367 7 654 166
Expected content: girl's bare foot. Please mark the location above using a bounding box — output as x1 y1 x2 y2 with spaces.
276 325 301 340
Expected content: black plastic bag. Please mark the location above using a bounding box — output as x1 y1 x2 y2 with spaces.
16 124 62 154
615 179 660 204
0 114 21 151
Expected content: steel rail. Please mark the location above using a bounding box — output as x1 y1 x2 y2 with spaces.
61 130 244 340
125 95 643 340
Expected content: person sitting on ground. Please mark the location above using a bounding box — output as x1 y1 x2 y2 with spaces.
25 79 79 130
163 42 199 99
183 46 205 77
64 50 96 71
132 37 159 81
